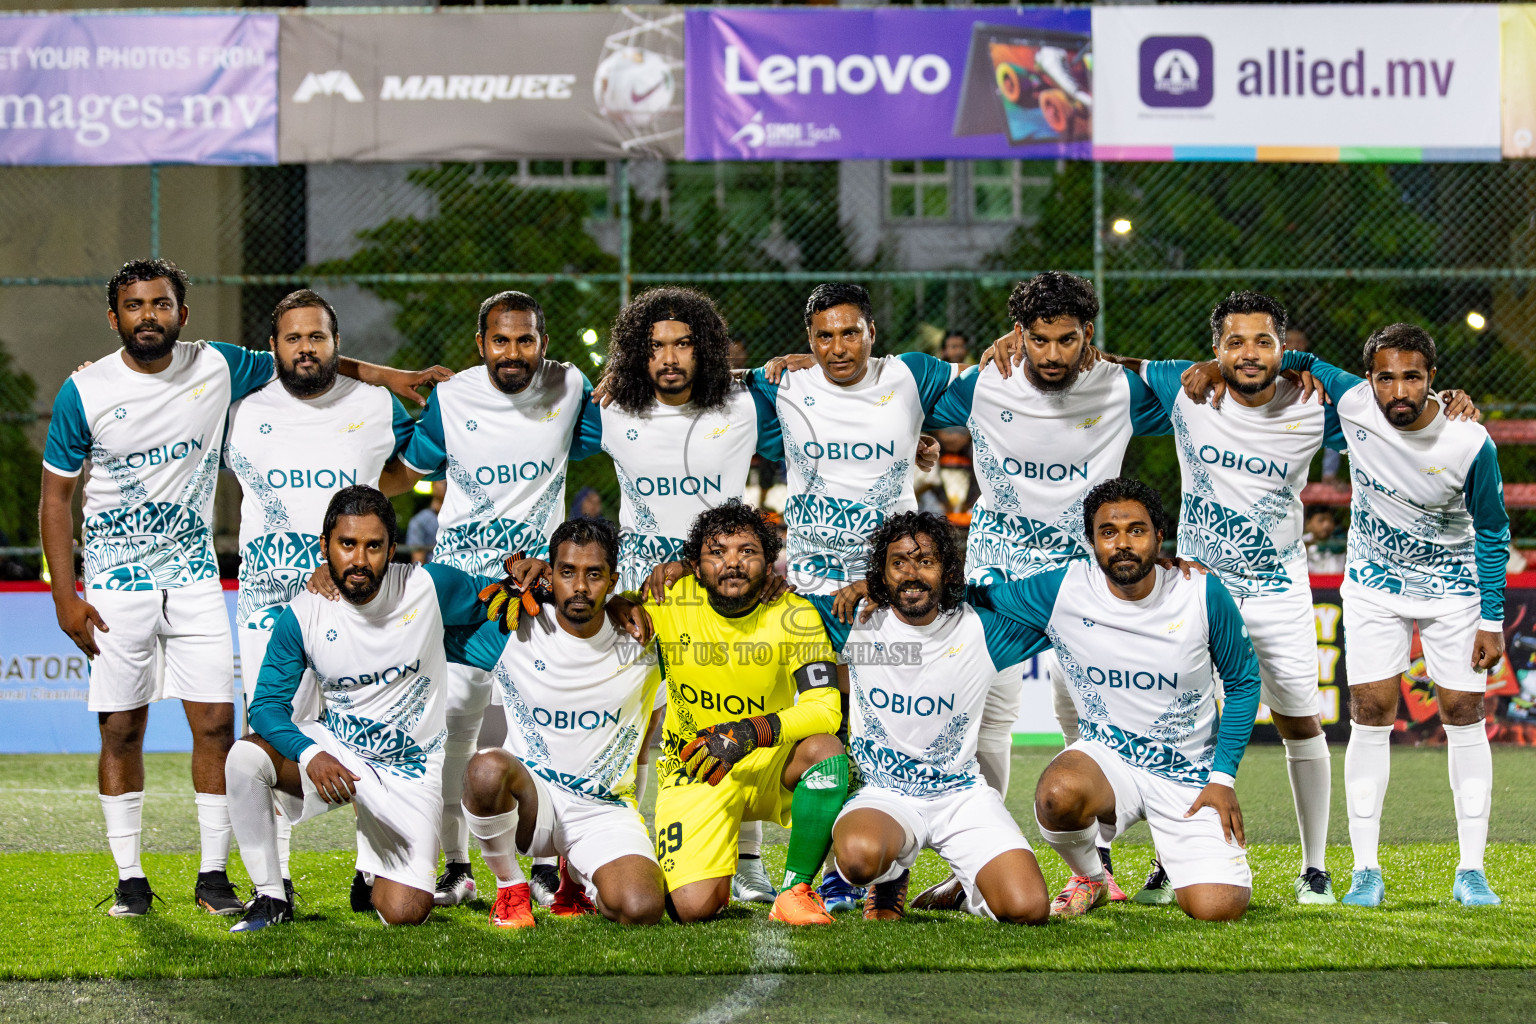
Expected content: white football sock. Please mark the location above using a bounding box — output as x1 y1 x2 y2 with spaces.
99 792 144 881
1444 722 1493 872
225 741 286 901
1284 734 1332 873
532 856 557 869
738 819 762 859
464 805 526 887
194 793 231 874
1344 722 1392 872
1036 819 1104 882
438 712 480 865
977 744 1011 797
275 806 293 881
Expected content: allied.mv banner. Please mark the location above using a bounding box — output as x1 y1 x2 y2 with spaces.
0 13 277 165
684 7 1092 161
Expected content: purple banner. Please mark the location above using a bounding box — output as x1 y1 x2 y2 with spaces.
685 8 1091 161
0 14 277 166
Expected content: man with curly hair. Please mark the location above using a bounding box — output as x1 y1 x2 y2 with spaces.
795 511 1052 923
638 502 850 925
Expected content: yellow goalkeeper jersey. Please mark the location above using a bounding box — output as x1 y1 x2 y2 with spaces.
645 576 839 781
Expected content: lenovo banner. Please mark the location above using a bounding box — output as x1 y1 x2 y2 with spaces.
684 7 1092 161
279 9 684 162
0 13 276 166
1091 4 1501 162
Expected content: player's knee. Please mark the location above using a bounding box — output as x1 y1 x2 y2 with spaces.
1033 775 1088 829
668 885 729 924
993 894 1049 927
462 749 517 813
1177 886 1249 923
377 889 434 926
616 888 666 926
798 732 844 766
1347 688 1396 726
833 834 886 887
225 739 275 788
98 713 146 753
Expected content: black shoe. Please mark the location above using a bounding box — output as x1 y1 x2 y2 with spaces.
1098 845 1114 878
528 863 560 908
283 877 296 915
195 869 244 916
230 893 293 933
350 870 374 913
434 862 477 907
96 876 160 918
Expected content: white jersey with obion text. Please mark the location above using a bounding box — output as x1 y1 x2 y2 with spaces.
929 359 1169 584
225 376 413 631
968 562 1263 787
804 595 1045 797
597 384 784 593
748 353 956 595
248 561 493 778
43 341 274 590
400 361 602 576
449 609 663 806
1141 361 1343 599
1285 352 1508 627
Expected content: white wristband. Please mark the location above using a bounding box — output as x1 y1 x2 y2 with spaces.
1478 619 1504 634
297 744 320 773
1206 771 1236 788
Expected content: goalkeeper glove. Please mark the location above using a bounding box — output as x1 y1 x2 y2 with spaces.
478 560 552 632
680 715 780 786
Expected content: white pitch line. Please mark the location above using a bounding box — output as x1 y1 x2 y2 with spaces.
0 789 193 797
682 922 793 1024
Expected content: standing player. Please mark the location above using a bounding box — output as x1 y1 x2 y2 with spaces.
225 486 500 931
639 503 850 924
591 287 784 903
911 271 1170 908
391 290 603 908
1277 327 1508 907
753 283 958 597
457 517 665 928
973 478 1262 921
39 260 444 918
225 290 416 895
802 511 1051 924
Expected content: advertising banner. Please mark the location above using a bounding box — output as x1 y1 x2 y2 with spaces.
1091 4 1501 162
1501 6 1536 157
0 586 243 754
0 14 276 166
684 7 1092 161
279 9 684 162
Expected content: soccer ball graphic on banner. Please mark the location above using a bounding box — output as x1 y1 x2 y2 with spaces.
594 47 675 127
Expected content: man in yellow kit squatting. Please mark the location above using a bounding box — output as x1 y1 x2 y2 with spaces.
641 500 850 925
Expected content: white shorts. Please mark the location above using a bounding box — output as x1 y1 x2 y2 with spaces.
1341 579 1486 693
978 660 1027 753
86 576 234 712
447 662 494 718
1235 588 1322 717
237 626 320 724
281 720 443 893
518 770 658 885
835 784 1031 916
1069 739 1251 890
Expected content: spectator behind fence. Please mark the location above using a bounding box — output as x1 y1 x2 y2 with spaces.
406 480 445 563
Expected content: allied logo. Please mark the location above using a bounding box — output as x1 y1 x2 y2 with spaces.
399 608 419 627
945 644 964 658
1076 416 1102 430
706 425 731 440
113 407 127 420
1000 410 1014 423
876 391 895 407
187 383 207 402
326 629 337 642
1285 421 1302 431
803 396 816 407
343 421 365 433
626 428 639 441
1165 618 1185 634
1420 466 1446 475
534 659 546 671
292 70 366 104
259 423 272 434
467 419 479 431
542 406 562 422
1139 36 1214 108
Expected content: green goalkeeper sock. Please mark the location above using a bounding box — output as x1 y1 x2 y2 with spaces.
781 754 850 889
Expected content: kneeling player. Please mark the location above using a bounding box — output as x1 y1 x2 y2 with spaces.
456 517 665 928
226 486 502 931
970 478 1262 922
805 512 1050 923
640 503 850 925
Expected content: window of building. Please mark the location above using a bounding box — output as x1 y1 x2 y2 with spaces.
887 160 952 220
971 160 1054 222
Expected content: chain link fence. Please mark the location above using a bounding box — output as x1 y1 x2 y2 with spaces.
4 156 1536 575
